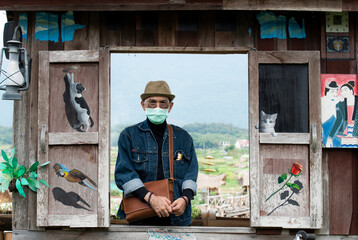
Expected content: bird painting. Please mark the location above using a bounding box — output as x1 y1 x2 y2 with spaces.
53 163 97 191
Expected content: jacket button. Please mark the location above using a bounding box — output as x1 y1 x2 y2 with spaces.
153 166 156 169
154 147 157 150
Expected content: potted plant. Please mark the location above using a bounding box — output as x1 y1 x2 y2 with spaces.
0 148 50 198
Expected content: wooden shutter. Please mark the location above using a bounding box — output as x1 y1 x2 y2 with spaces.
249 51 322 228
37 50 110 227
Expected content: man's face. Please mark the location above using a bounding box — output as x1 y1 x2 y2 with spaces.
327 88 338 98
141 96 174 113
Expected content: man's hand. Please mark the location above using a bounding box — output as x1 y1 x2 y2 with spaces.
171 197 187 217
145 193 172 217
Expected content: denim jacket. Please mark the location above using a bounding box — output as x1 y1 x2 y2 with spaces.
115 120 198 226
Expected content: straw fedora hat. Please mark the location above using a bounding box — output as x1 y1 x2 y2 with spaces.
140 80 175 101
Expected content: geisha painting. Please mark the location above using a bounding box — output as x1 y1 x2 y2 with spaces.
321 74 358 148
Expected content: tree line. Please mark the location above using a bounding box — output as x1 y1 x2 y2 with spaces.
111 122 248 148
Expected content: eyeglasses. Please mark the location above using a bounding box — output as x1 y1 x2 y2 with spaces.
144 99 171 109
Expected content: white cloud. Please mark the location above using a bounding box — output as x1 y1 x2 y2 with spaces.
35 26 48 32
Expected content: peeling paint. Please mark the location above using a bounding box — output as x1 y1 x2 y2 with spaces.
34 11 85 43
19 13 28 41
256 12 286 39
288 17 306 39
61 11 86 42
35 12 59 42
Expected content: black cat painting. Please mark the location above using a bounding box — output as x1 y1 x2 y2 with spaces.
63 71 94 132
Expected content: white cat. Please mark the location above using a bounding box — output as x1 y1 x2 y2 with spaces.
259 111 277 137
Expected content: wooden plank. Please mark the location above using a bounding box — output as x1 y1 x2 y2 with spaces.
236 12 254 48
49 50 99 62
121 12 136 46
316 150 330 235
259 133 310 144
99 12 121 48
48 215 97 227
64 12 89 51
12 230 358 240
27 12 49 231
223 0 341 11
158 12 176 47
48 132 99 145
343 0 358 11
329 150 353 235
37 51 50 227
305 13 322 51
11 11 30 231
308 51 322 229
110 46 250 53
350 150 358 234
89 12 100 50
326 60 351 74
97 50 110 227
198 12 215 47
136 12 159 47
248 50 260 228
276 39 287 51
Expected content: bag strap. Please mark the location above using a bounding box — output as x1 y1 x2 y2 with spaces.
167 124 174 180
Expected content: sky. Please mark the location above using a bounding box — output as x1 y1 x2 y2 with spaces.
111 53 248 128
0 10 14 127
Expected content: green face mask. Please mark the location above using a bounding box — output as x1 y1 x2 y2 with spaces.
146 108 169 124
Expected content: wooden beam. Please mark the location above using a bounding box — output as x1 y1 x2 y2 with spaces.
224 0 341 12
0 0 344 11
109 46 250 53
259 133 310 144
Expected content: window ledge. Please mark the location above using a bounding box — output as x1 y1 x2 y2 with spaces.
108 224 255 234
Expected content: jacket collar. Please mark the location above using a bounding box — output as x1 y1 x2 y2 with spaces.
138 119 176 138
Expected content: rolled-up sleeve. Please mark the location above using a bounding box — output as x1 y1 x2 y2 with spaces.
182 136 198 197
115 130 144 197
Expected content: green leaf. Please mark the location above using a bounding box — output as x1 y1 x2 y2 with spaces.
20 178 29 185
12 157 18 169
16 179 26 198
16 165 26 178
28 183 37 192
286 182 292 188
39 179 50 188
291 183 301 190
29 172 37 178
39 161 50 167
1 150 9 163
0 163 6 170
2 168 14 179
278 176 284 184
281 173 287 180
1 179 10 193
1 162 12 169
29 161 39 172
10 148 15 160
27 178 40 189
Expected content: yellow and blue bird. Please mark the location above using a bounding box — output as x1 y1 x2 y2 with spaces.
53 163 97 191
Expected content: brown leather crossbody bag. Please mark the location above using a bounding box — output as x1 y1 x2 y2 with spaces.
122 124 174 223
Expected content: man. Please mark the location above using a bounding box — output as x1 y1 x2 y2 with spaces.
115 80 198 226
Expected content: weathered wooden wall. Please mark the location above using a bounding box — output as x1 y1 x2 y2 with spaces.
6 9 358 236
